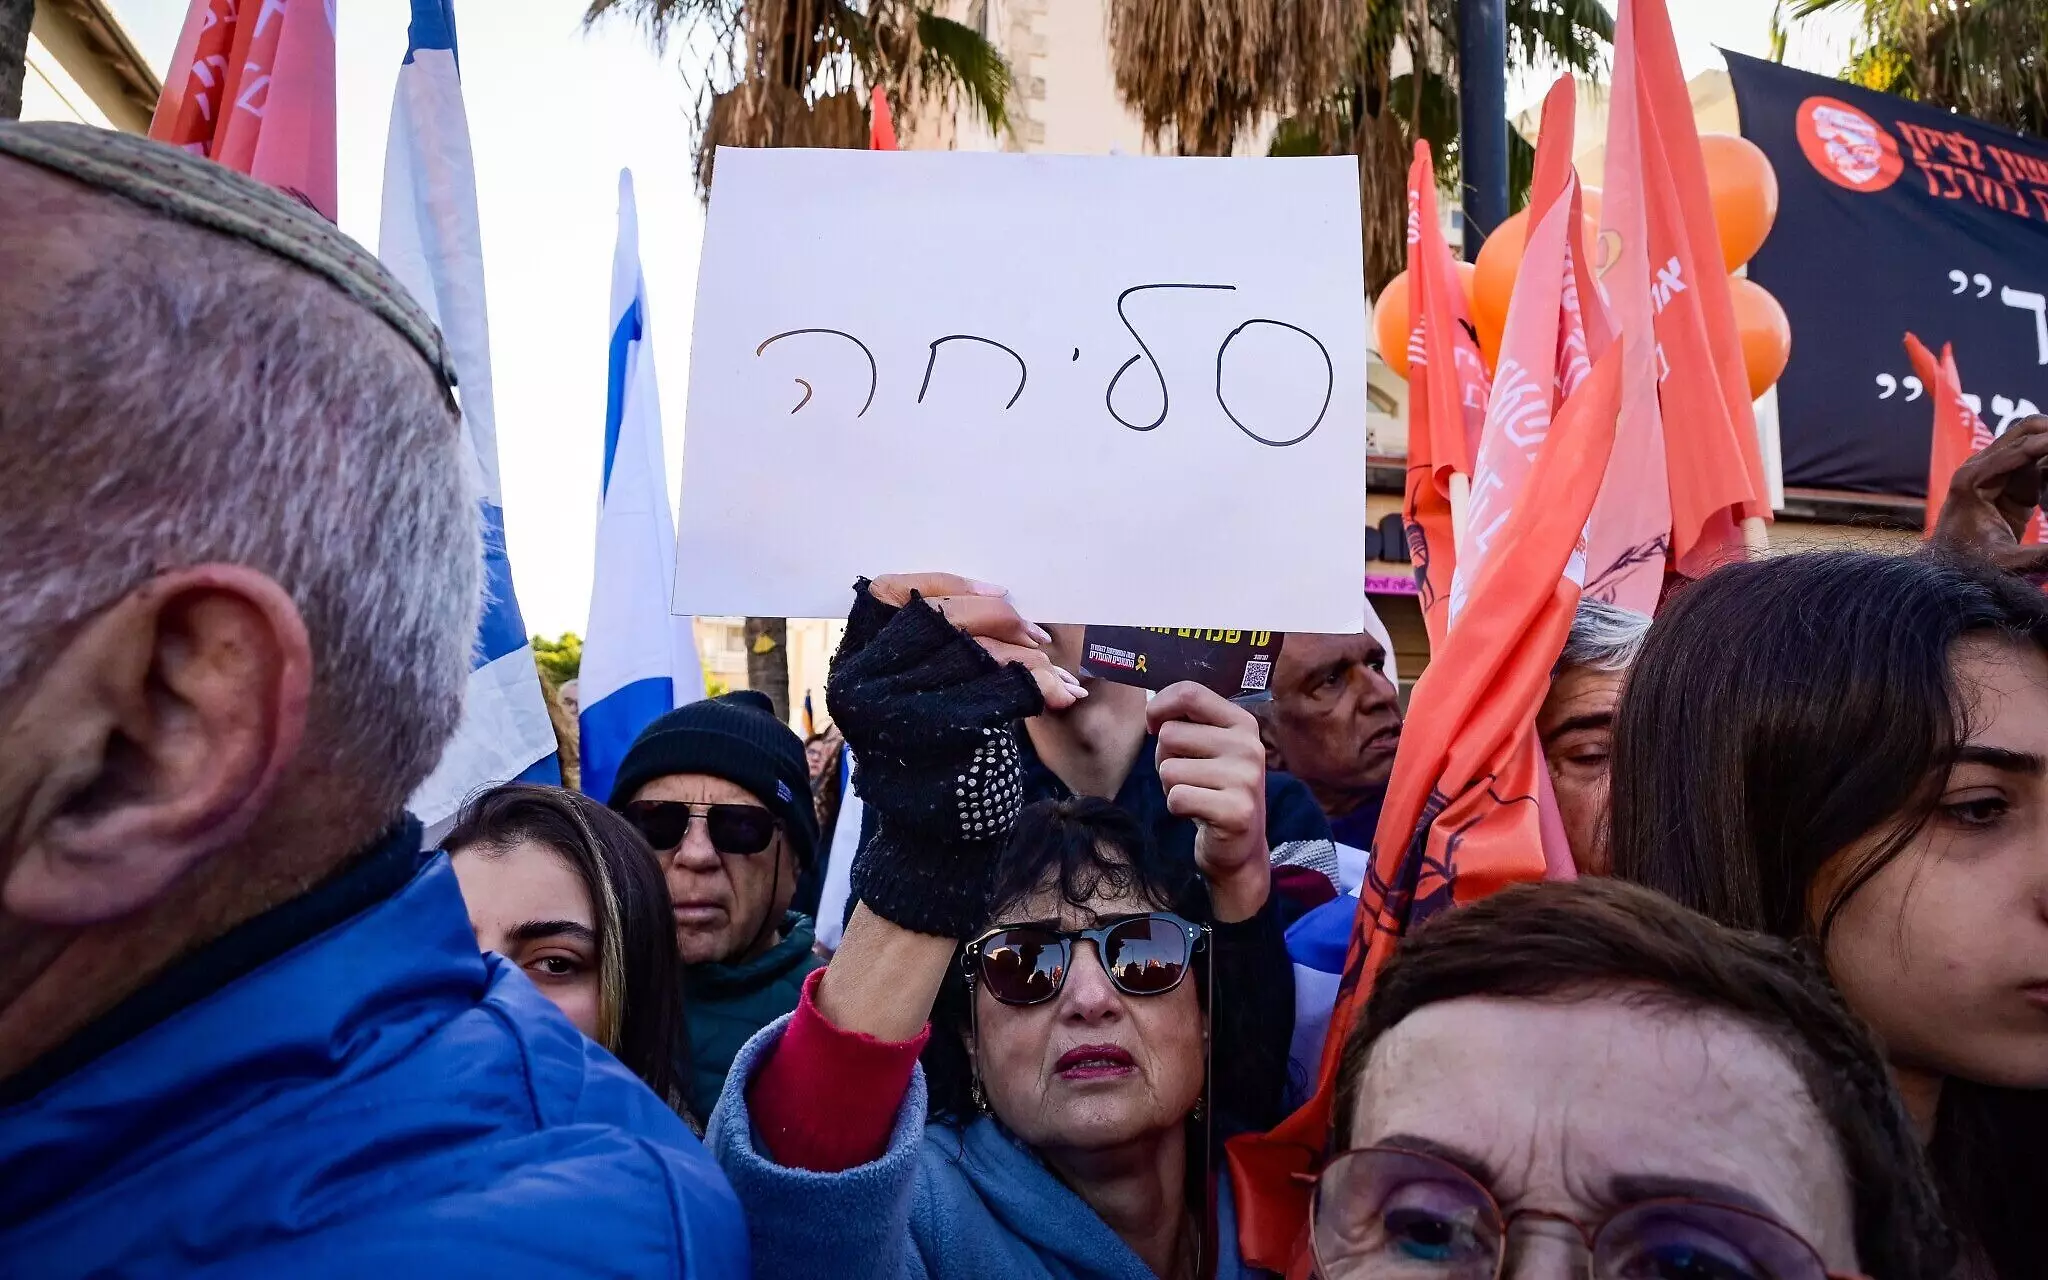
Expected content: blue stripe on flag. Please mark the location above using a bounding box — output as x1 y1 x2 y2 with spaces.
601 297 642 497
579 675 674 805
515 752 563 785
475 501 529 667
404 0 459 64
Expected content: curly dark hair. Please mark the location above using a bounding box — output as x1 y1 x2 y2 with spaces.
922 797 1208 1129
1334 879 1954 1280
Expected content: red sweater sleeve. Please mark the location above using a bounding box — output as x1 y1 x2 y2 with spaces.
746 967 931 1172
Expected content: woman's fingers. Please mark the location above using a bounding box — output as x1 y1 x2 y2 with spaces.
977 639 1085 709
930 594 1051 649
869 572 1008 608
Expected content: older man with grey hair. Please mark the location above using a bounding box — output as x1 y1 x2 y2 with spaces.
0 124 745 1275
1538 597 1653 875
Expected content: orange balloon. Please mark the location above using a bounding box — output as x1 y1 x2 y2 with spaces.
1699 133 1779 271
1371 263 1478 380
1728 277 1791 399
1578 185 1603 228
1471 207 1599 361
1471 210 1529 361
1373 271 1413 378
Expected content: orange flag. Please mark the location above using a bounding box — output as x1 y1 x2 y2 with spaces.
1908 334 2046 544
1607 0 1769 580
1227 78 1623 1273
1581 0 1673 614
1400 142 1492 647
150 0 338 221
870 85 900 151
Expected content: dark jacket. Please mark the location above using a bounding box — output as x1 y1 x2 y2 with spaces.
685 910 826 1117
0 823 748 1277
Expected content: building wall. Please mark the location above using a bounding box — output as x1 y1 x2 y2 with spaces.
21 1 158 134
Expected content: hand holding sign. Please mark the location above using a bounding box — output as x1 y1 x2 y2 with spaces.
1149 683 1270 923
868 573 1085 710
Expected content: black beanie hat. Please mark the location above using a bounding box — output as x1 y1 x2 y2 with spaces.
606 690 819 869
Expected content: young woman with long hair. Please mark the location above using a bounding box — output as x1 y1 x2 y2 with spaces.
1609 549 2048 1278
447 783 693 1119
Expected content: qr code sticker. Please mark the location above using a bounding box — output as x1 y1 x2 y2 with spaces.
1242 659 1272 692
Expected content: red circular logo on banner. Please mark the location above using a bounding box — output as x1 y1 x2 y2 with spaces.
1796 96 1904 192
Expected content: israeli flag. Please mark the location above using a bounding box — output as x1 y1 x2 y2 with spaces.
579 170 705 805
381 0 561 835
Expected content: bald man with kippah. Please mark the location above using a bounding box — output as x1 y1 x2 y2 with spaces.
0 124 746 1277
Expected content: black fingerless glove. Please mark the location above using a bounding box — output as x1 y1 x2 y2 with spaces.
827 578 1045 939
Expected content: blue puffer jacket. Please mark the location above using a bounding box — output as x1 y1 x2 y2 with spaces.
0 824 749 1278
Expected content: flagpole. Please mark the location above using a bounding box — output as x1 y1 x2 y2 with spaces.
1458 0 1509 259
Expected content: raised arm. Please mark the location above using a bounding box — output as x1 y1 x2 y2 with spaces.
815 573 1080 1040
707 574 1070 1277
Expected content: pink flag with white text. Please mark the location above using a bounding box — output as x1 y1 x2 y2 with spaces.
1581 0 1674 614
1606 0 1769 582
1400 142 1491 649
151 0 338 222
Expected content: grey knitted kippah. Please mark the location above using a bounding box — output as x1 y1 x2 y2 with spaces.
0 120 456 404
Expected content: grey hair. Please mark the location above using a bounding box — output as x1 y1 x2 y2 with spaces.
1558 599 1653 675
0 206 478 822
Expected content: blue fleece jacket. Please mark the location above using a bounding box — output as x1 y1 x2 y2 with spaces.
0 828 748 1277
708 1014 1258 1279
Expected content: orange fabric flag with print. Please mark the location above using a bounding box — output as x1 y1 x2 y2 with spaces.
869 85 900 151
1399 142 1492 647
151 0 338 221
1908 334 2046 544
1607 0 1769 579
1226 78 1622 1274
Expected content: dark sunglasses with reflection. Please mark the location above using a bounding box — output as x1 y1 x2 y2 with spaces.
620 800 779 857
1309 1146 1868 1280
962 911 1208 1007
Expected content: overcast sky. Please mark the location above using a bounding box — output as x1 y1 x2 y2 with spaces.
110 0 1860 636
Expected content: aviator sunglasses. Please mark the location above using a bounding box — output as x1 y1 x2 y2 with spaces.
963 911 1208 1007
1309 1146 1868 1280
621 800 779 857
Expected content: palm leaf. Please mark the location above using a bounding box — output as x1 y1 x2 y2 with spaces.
1778 0 2048 136
914 12 1013 134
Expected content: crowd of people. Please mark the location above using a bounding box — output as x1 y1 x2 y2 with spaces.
3 120 2047 1280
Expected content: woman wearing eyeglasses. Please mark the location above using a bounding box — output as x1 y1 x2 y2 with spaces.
446 784 693 1118
1315 879 1951 1280
706 574 1290 1279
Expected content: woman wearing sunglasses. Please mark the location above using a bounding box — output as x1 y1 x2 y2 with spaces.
1318 879 1950 1280
706 574 1289 1278
446 784 693 1118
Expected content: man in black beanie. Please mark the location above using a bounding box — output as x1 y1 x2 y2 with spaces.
609 691 823 1117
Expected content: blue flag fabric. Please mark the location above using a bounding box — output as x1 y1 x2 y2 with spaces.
578 170 706 805
381 0 561 835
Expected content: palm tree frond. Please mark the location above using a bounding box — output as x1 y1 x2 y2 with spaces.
1779 0 2048 136
1503 0 1613 75
914 12 1013 134
1108 0 1378 155
583 0 731 53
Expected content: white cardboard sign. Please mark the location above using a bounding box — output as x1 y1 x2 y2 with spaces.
674 148 1367 632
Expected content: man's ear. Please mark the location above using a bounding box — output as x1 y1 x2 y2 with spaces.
3 566 311 925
